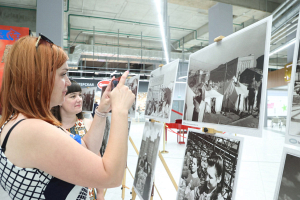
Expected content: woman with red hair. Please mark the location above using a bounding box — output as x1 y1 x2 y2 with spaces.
0 35 135 199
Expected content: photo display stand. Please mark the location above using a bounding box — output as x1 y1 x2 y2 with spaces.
176 128 244 200
182 16 272 138
175 36 244 200
129 120 162 200
285 10 300 145
132 61 180 200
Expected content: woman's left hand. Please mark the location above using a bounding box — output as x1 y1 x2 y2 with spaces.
97 77 116 113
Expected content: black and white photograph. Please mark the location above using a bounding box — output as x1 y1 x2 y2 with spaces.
125 75 140 118
177 130 243 200
144 59 179 123
183 17 271 137
100 116 111 157
274 148 300 200
100 117 131 157
133 121 163 200
81 87 96 112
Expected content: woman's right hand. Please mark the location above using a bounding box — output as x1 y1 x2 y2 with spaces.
109 71 135 113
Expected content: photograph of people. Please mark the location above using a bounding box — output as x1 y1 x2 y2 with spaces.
82 87 96 112
125 75 139 117
133 122 162 200
177 131 242 200
183 19 270 134
0 35 135 199
195 153 224 200
144 60 179 123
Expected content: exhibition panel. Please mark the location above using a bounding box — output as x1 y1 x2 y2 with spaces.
133 121 163 200
125 75 140 118
182 17 272 137
274 148 300 200
176 129 244 200
144 59 179 123
286 10 300 146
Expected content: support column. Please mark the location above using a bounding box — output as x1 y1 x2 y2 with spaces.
208 3 233 44
36 0 64 47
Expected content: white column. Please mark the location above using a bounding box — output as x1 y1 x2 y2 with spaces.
36 0 64 47
208 3 233 45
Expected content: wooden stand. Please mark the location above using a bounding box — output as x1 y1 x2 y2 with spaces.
131 183 160 200
158 151 178 191
161 123 168 154
121 168 130 200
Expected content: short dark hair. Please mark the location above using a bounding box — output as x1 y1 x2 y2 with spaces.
66 80 82 95
207 153 223 178
51 80 83 122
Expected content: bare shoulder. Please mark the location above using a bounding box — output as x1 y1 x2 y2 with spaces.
83 118 93 131
2 118 67 167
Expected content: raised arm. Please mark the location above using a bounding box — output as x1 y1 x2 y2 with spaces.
4 71 135 189
80 76 114 154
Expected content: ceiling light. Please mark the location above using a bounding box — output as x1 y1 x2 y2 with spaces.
154 0 169 64
269 38 296 56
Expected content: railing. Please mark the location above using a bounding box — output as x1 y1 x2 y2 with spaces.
67 44 191 65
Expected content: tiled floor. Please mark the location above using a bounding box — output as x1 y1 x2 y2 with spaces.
104 121 291 200
0 121 292 200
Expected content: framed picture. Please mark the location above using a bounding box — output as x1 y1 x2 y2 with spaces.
274 148 300 200
144 59 179 123
100 117 131 157
133 121 163 200
286 10 300 145
176 129 243 200
100 116 111 157
125 75 140 118
182 17 272 137
82 87 96 112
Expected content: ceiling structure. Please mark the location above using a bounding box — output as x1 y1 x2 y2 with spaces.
0 0 298 72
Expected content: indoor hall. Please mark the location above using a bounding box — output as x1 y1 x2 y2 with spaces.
0 0 300 200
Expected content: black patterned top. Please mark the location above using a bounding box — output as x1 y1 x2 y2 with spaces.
0 117 89 200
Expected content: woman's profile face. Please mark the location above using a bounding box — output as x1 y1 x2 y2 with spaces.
50 63 71 108
61 92 83 115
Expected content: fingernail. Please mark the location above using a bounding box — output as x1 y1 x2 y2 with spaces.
126 70 129 72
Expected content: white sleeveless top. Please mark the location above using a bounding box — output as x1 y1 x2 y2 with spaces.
0 118 89 200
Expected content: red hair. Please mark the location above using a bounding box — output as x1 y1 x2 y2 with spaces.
0 36 68 126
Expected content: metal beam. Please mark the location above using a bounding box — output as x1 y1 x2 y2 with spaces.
212 0 284 13
172 23 209 50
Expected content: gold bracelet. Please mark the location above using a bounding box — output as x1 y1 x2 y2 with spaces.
95 109 108 118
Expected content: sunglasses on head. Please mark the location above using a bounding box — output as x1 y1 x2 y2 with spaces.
35 33 54 48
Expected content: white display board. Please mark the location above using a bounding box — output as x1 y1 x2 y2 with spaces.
125 75 140 118
144 59 179 123
286 10 300 146
274 148 300 200
182 17 272 137
176 129 243 200
133 121 163 200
